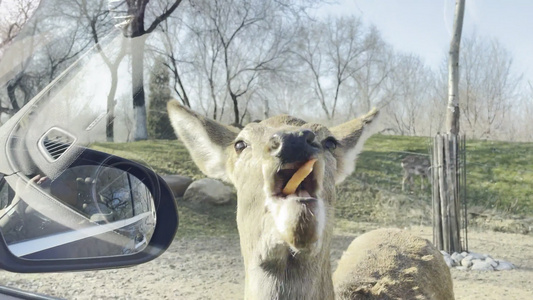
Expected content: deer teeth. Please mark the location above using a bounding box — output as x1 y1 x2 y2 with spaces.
282 159 317 195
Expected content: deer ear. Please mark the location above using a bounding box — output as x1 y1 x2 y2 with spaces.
167 100 239 182
330 108 380 185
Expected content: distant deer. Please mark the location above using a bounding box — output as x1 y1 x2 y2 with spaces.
168 101 454 300
401 155 432 192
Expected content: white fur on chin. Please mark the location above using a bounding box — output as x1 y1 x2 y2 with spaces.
264 194 325 255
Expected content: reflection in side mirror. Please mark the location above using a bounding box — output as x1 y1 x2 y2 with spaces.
0 166 156 260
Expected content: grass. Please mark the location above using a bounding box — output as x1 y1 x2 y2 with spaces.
92 140 204 179
91 135 533 236
353 135 533 215
465 139 533 214
175 201 239 237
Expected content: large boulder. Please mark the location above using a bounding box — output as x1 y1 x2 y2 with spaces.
183 178 235 206
162 175 193 198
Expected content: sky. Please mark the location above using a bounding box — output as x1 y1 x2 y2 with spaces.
320 0 533 82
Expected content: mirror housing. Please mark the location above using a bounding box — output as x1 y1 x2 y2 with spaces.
0 148 178 272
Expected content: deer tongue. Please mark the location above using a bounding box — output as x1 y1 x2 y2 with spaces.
282 159 317 195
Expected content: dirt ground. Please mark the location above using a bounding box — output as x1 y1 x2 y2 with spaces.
0 226 531 299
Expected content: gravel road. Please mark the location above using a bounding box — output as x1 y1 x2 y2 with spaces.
0 226 531 299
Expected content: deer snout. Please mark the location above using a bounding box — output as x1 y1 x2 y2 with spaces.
268 130 319 164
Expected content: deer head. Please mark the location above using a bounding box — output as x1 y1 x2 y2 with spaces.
168 101 379 299
401 155 432 191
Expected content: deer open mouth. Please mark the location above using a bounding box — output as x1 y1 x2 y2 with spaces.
273 160 318 199
265 159 324 251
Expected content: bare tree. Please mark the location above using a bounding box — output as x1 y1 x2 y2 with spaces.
109 0 183 140
294 16 381 120
1 0 93 117
384 54 435 135
446 0 465 135
0 0 39 54
433 0 465 254
515 82 533 141
349 25 395 116
186 0 303 126
158 17 191 108
459 35 521 139
59 0 125 141
0 0 39 116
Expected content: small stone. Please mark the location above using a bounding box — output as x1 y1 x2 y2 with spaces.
467 252 485 260
443 255 454 268
485 257 498 267
451 252 465 265
162 175 193 197
471 260 494 271
495 261 515 271
455 266 469 271
461 257 473 268
183 178 235 206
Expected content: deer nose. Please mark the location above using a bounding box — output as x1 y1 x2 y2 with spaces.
268 130 318 163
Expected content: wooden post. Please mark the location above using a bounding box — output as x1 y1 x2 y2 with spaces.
432 133 463 253
432 135 443 249
451 135 461 250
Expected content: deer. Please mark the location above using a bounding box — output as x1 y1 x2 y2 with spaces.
401 155 432 192
167 100 454 300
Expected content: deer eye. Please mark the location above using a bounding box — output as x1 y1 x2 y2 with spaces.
322 137 338 151
234 140 248 153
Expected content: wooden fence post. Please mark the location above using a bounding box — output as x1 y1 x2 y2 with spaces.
432 133 464 253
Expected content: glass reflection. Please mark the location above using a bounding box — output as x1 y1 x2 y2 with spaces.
0 166 155 259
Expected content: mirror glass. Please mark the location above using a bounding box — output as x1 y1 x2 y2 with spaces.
0 165 156 259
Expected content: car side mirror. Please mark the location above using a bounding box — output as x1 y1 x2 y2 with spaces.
0 148 178 272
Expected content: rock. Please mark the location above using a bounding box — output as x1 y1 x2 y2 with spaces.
451 252 465 265
461 256 473 268
495 261 515 271
485 257 498 267
455 266 469 271
467 252 485 260
471 260 494 271
183 178 235 206
162 175 193 197
443 255 454 268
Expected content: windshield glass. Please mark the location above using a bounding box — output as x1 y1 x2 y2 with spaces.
1 0 532 299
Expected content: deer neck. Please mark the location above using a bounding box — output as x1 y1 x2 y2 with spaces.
237 200 335 300
243 243 334 300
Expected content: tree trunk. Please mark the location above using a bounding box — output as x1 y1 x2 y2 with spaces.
131 36 148 141
7 76 22 112
230 92 240 125
434 0 466 254
446 0 465 135
106 67 119 142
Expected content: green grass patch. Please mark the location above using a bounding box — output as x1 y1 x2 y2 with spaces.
354 135 533 215
465 139 533 214
92 140 204 179
174 200 238 237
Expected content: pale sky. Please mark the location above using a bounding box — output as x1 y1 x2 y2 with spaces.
321 0 533 82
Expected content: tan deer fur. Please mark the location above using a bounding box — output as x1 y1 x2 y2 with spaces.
401 155 432 191
167 100 454 300
334 228 454 300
